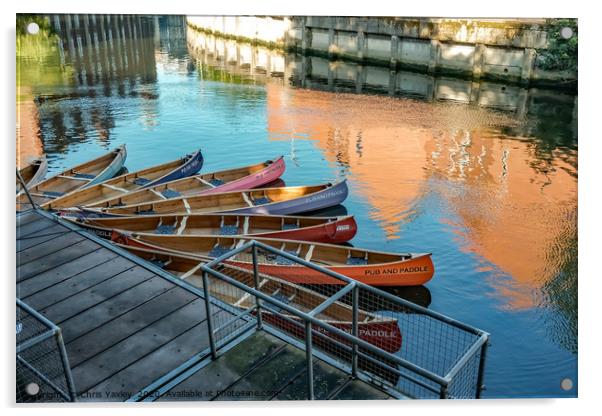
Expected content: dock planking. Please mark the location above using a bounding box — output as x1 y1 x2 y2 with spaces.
16 210 395 402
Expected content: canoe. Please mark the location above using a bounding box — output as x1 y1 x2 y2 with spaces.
113 243 403 353
16 157 48 193
74 156 285 210
79 180 348 217
113 232 435 286
42 149 203 210
64 213 358 244
16 145 127 211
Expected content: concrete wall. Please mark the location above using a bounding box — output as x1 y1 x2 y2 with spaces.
186 27 576 119
186 16 577 89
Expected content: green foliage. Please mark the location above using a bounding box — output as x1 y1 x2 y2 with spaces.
16 14 54 36
17 15 72 102
536 19 578 72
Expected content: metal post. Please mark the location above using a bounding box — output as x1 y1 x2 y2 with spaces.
251 244 263 330
305 322 315 400
439 384 449 399
476 338 490 398
201 271 218 359
351 285 359 377
55 330 78 402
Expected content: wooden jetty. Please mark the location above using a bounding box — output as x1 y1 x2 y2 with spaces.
16 209 397 402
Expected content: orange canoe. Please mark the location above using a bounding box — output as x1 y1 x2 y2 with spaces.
113 232 435 287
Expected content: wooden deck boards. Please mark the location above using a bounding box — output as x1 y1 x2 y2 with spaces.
16 210 395 402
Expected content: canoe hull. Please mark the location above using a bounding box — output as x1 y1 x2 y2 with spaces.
143 149 204 188
83 145 127 188
259 312 402 353
114 232 435 287
67 214 357 244
226 254 434 286
17 158 48 193
199 156 285 195
257 215 357 244
224 180 348 215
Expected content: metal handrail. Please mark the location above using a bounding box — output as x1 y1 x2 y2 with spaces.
16 299 77 402
251 240 487 337
201 239 490 399
201 263 450 387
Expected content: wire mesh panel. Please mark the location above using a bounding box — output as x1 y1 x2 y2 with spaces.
199 240 489 400
16 300 76 403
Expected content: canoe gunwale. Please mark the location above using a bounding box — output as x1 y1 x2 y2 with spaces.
66 214 357 244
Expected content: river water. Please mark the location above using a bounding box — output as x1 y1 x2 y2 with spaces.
17 15 577 398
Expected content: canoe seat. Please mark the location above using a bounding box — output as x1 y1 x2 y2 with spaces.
346 256 368 266
265 250 298 265
150 258 166 268
209 178 225 186
218 225 240 235
133 177 152 186
209 245 233 258
282 222 299 230
155 224 176 235
72 172 96 179
43 191 64 198
252 196 272 206
137 209 156 215
161 189 181 199
268 292 291 313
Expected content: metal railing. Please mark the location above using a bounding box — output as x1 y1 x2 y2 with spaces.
199 240 490 400
16 299 77 403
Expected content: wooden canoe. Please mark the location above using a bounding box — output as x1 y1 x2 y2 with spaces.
64 213 358 244
17 157 48 193
78 180 348 217
113 232 435 286
74 156 285 210
113 243 403 353
16 145 127 211
42 149 204 210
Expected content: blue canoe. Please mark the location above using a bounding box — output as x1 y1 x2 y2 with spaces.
64 180 349 217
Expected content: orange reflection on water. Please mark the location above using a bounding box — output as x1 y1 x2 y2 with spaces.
266 84 577 309
16 92 44 168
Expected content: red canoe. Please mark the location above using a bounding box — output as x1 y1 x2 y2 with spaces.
63 213 358 244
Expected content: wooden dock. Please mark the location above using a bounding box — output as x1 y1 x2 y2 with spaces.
16 209 395 401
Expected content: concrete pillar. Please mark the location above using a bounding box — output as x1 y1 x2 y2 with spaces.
428 39 440 74
357 30 366 61
515 87 529 119
473 44 485 80
301 24 311 51
469 81 481 105
388 70 396 95
53 15 61 32
328 27 335 57
355 65 366 93
390 35 399 69
520 48 536 85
